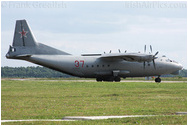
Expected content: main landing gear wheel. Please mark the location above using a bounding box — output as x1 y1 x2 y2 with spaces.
96 77 102 82
155 77 161 83
114 76 121 82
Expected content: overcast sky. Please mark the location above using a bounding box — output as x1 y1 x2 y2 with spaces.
1 1 187 68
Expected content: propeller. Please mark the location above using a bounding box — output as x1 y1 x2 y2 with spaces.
154 51 159 57
143 45 159 70
150 45 152 53
144 61 146 69
152 59 156 69
152 51 159 69
143 45 146 69
118 49 121 53
109 50 111 53
150 45 159 70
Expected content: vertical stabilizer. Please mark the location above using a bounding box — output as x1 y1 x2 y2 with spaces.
6 19 71 59
13 19 37 46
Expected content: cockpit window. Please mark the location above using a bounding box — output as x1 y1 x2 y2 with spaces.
173 60 178 63
165 59 173 62
165 58 177 63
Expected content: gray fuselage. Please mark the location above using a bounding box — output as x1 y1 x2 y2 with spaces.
23 54 182 78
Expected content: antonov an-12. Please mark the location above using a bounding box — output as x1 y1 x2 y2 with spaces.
6 20 183 82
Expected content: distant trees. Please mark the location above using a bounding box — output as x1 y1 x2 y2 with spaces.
161 69 187 77
1 66 73 78
1 66 187 78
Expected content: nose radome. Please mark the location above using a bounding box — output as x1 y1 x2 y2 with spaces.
174 63 183 71
178 63 183 70
170 63 183 75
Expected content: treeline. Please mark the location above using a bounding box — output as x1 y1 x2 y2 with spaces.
161 69 187 77
1 66 187 78
1 66 73 78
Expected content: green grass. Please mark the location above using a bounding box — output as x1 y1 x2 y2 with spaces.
125 77 187 81
1 80 187 125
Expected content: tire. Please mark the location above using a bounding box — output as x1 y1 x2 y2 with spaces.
155 78 161 83
114 77 121 82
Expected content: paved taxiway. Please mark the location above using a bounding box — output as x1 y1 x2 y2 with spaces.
2 78 186 83
2 112 187 123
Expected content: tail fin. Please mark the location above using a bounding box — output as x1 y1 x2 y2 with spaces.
6 19 71 59
13 19 37 46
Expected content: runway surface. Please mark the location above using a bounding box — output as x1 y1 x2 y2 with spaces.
0 115 162 123
2 113 186 123
2 78 186 83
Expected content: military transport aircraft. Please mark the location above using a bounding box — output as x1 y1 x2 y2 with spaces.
6 20 183 82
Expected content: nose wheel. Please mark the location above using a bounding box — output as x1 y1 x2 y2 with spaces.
155 76 161 83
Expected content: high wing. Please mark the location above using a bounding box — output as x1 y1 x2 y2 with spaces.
100 53 155 62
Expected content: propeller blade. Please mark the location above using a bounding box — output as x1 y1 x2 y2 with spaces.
144 45 146 53
152 59 156 69
154 51 159 57
118 49 121 53
150 45 152 53
143 61 146 69
109 50 111 53
124 50 127 53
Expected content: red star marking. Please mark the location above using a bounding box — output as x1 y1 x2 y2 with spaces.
19 28 28 38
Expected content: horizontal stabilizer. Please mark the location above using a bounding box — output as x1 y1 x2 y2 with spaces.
15 54 32 57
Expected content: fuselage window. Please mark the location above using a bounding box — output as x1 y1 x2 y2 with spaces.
108 65 110 67
102 65 105 67
97 65 99 67
92 65 94 67
86 65 89 68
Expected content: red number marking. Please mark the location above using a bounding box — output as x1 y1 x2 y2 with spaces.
75 60 84 67
80 60 84 67
75 60 79 67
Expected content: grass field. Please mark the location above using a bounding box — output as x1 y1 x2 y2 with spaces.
1 80 187 125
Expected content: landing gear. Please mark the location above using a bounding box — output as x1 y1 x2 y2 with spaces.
96 76 121 82
155 76 161 83
114 76 121 82
96 77 103 82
